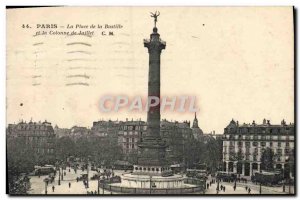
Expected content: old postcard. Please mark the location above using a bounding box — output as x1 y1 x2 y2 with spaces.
6 6 295 195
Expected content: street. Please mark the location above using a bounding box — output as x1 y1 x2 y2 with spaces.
28 167 294 195
28 166 117 195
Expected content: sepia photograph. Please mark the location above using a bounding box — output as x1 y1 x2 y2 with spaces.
6 6 295 196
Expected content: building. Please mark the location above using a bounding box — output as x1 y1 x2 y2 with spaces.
222 119 295 177
161 119 191 164
191 113 203 140
69 126 91 140
117 119 147 162
117 118 194 165
91 120 120 137
54 125 71 138
7 120 56 160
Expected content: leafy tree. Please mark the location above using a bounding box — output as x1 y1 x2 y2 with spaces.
7 137 35 194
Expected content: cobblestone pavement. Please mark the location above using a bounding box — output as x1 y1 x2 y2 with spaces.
28 168 294 195
28 166 115 195
205 175 294 195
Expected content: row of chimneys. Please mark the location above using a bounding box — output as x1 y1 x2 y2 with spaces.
237 118 288 126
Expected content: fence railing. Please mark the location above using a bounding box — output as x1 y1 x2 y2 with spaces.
99 179 205 194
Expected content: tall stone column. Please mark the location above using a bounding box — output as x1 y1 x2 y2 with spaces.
136 18 168 170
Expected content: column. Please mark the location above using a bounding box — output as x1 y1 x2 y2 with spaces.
257 163 261 172
249 163 253 176
233 161 237 173
226 162 229 173
242 163 245 176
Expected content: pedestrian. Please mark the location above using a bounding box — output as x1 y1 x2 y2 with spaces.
245 186 248 191
94 190 97 194
69 168 71 172
52 185 55 192
248 188 251 194
69 182 71 188
210 181 212 186
207 183 209 189
91 191 93 194
223 186 226 192
76 177 79 182
64 171 66 176
233 185 236 191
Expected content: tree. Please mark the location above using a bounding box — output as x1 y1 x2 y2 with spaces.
7 137 35 194
260 147 274 171
55 136 76 161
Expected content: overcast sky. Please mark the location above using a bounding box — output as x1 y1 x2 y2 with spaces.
6 7 294 133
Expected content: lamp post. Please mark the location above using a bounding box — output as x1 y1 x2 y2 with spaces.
216 178 220 194
285 156 290 194
102 174 105 195
149 175 152 194
259 182 262 194
97 175 100 195
61 164 64 181
86 163 89 188
58 167 61 185
44 178 49 195
287 156 291 194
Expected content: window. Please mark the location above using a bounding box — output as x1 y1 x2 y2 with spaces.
278 142 281 147
261 142 266 147
270 142 273 147
253 142 258 147
286 142 290 147
284 148 289 154
253 155 257 161
245 142 250 147
277 149 282 155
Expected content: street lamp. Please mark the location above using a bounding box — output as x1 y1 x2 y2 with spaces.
102 174 105 195
285 156 292 194
86 163 89 188
216 178 220 194
259 182 262 194
43 177 49 195
149 175 152 194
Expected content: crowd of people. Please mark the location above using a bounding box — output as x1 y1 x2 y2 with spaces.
206 176 253 194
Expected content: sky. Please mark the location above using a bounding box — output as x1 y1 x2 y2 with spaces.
6 7 294 133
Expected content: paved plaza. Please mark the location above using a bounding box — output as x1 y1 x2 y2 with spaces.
28 167 118 195
205 175 294 195
27 167 294 195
